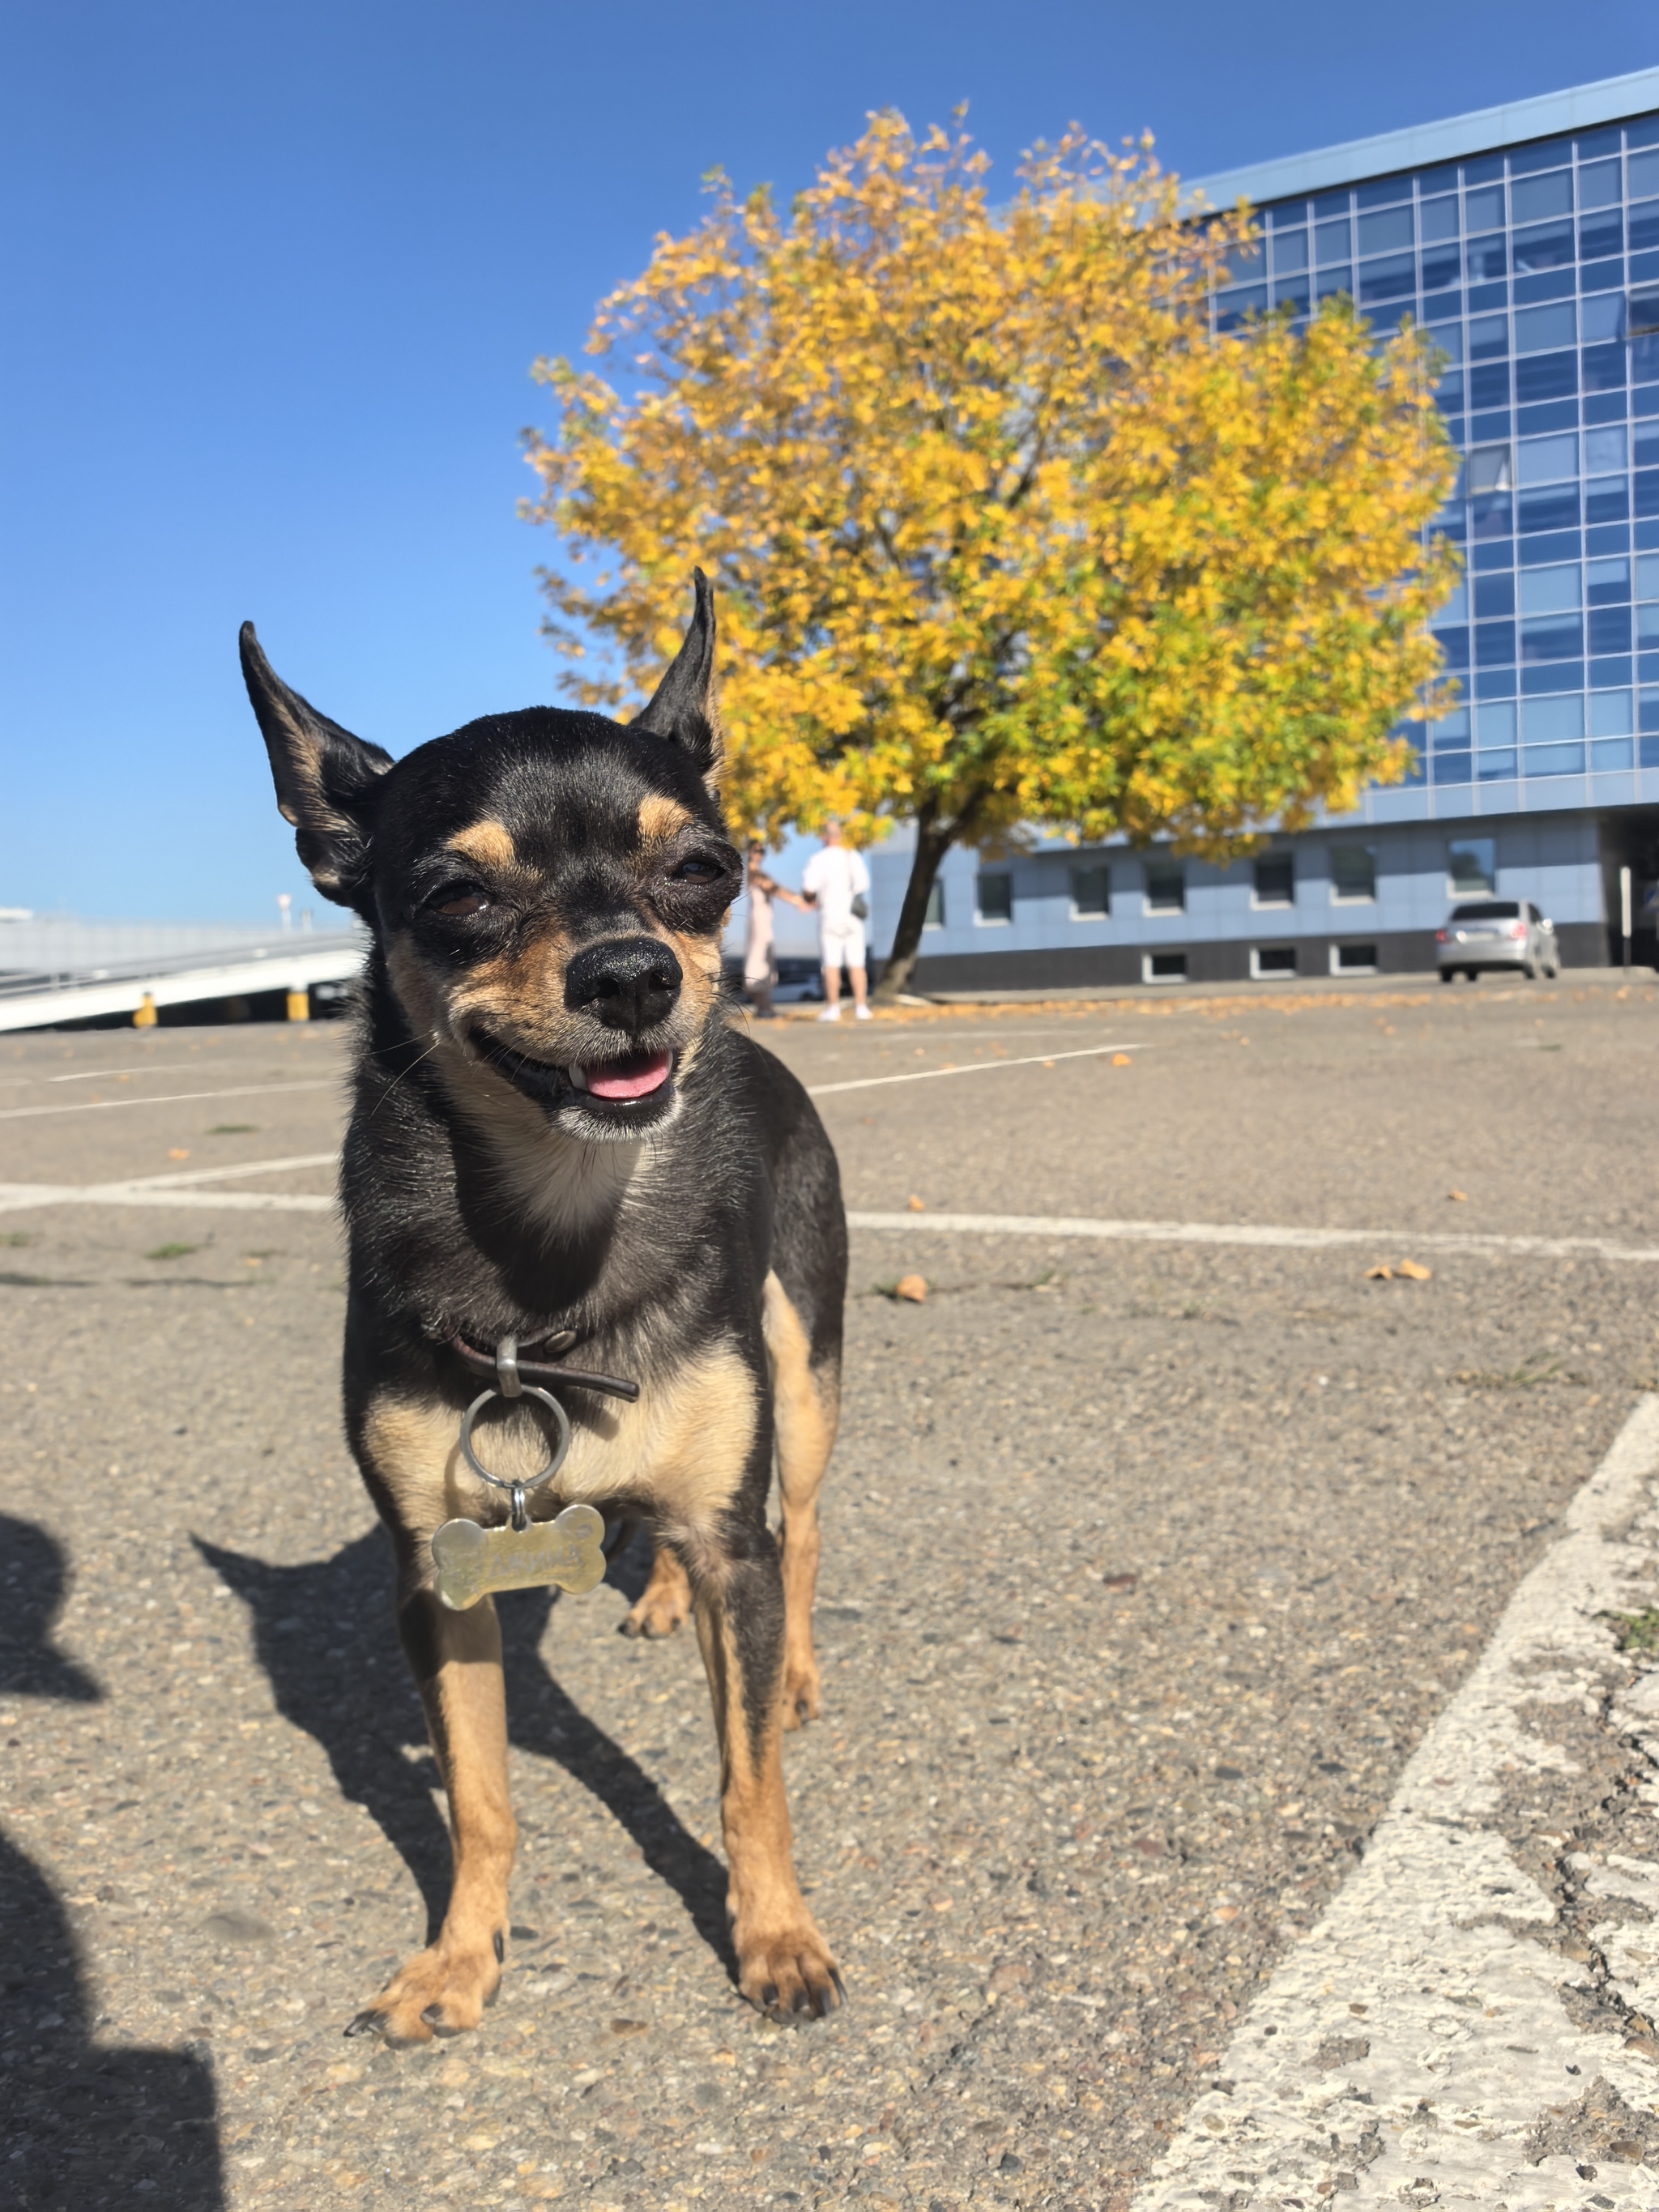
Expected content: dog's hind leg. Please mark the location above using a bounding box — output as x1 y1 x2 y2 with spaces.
763 1270 837 1730
346 1575 517 2044
692 1532 842 2021
620 1540 693 1640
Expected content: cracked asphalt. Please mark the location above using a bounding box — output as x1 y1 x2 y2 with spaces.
3 974 1659 2210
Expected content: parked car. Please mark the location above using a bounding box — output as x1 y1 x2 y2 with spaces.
1435 899 1560 981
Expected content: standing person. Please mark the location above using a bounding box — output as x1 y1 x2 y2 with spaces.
742 843 805 1018
801 818 873 1022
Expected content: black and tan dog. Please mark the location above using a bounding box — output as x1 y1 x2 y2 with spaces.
240 576 846 2038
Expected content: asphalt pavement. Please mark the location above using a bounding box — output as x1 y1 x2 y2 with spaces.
4 976 1659 2210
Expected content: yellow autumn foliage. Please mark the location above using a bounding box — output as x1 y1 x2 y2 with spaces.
522 113 1458 990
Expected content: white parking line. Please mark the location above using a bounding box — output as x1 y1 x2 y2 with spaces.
0 1182 333 1215
1136 1395 1659 2211
847 1209 1659 1266
0 1080 339 1121
808 1042 1148 1097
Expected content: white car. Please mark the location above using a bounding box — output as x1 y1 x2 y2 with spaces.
1435 899 1560 981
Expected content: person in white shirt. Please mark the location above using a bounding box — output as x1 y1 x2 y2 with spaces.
800 819 872 1021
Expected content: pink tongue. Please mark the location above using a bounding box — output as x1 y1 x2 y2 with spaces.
584 1051 672 1101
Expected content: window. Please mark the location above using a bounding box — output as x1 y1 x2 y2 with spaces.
1465 445 1512 494
1068 864 1110 918
1510 171 1572 224
1144 860 1185 913
1447 838 1496 896
923 880 945 928
1252 854 1294 907
1331 944 1379 975
1251 946 1297 978
975 872 1012 923
1330 846 1376 902
1631 289 1659 339
1514 303 1575 356
1517 433 1576 484
1143 951 1188 982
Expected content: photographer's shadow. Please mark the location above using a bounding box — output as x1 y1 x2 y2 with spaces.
0 1515 223 2208
199 1523 734 1975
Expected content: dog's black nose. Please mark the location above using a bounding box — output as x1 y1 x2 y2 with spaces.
565 936 683 1034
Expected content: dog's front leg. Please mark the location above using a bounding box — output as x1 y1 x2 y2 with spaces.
692 1532 843 2021
349 1575 515 2043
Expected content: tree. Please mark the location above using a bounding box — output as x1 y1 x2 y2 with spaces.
522 113 1458 996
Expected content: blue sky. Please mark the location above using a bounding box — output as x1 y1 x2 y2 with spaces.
2 1 1656 922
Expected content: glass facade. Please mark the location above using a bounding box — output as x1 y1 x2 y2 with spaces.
1212 110 1659 797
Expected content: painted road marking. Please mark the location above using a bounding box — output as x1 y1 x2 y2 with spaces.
0 1079 339 1121
848 1209 1659 1266
4 1161 1659 1274
807 1042 1149 1096
1136 1395 1659 2212
0 1182 333 1215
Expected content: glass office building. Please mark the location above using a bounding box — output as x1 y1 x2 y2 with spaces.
865 68 1659 991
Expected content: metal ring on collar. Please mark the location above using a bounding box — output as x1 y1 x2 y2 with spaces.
458 1385 572 1496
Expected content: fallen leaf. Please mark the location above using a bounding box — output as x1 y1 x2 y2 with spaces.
894 1273 928 1303
1365 1264 1393 1281
1448 1189 1468 1203
1111 1052 1132 1067
168 1148 190 1161
906 1194 926 1212
1397 1259 1432 1281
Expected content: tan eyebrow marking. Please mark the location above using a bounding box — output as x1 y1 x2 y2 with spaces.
446 820 518 871
638 795 692 844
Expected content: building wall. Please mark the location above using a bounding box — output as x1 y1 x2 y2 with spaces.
864 812 1614 985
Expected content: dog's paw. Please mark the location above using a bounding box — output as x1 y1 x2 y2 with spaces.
344 1935 503 2046
779 1657 821 1731
619 1550 692 1639
736 1915 844 2024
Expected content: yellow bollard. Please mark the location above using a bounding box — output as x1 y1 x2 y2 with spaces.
285 988 310 1022
133 992 158 1028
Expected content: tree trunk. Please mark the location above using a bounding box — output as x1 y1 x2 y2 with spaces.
873 812 957 1000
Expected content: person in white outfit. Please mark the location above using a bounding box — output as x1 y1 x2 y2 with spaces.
741 843 805 1018
800 820 872 1021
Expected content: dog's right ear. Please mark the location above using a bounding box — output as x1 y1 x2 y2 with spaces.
240 624 394 911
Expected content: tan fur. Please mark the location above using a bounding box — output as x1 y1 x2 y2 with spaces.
621 1545 693 1639
362 1340 756 1550
694 1583 839 2014
761 1272 837 1728
361 1600 516 2044
637 794 692 843
446 819 519 872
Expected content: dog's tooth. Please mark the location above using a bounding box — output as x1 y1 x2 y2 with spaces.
568 1064 589 1091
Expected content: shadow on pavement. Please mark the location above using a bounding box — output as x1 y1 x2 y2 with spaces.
0 1514 101 1701
0 1518 224 2209
202 1523 736 1983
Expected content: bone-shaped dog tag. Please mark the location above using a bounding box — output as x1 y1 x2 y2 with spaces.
431 1503 608 1612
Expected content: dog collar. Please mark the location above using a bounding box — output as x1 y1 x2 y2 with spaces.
446 1328 640 1406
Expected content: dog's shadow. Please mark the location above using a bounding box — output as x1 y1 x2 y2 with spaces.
195 1525 735 1977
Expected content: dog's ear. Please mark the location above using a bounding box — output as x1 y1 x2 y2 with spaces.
631 569 720 778
240 623 394 912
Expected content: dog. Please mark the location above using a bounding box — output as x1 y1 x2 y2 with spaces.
240 574 847 2037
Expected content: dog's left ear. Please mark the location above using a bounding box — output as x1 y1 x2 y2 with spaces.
632 569 720 778
240 623 394 914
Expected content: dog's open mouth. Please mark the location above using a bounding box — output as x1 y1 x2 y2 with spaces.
569 1051 672 1101
475 1032 676 1119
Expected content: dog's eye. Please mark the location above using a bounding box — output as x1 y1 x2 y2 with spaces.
671 856 722 884
433 887 490 918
